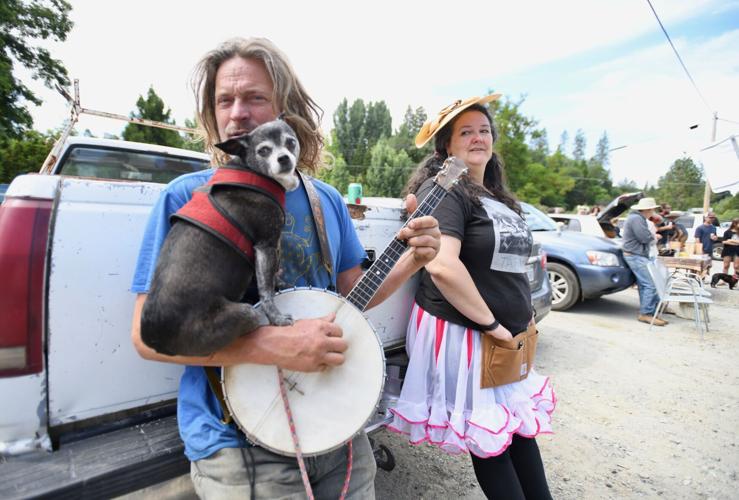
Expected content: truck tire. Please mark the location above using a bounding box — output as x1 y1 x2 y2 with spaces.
547 262 580 311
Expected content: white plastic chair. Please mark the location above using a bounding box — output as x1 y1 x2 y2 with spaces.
647 260 713 339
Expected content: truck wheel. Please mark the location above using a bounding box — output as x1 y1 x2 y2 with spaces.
547 262 580 311
712 244 723 261
373 444 396 471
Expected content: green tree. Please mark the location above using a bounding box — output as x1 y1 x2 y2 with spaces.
594 131 610 167
557 130 569 153
612 178 640 196
516 162 575 207
180 116 205 152
489 97 537 193
316 152 352 197
364 138 413 197
331 97 393 173
0 0 73 140
390 105 430 164
529 128 549 165
572 129 587 161
122 86 183 147
713 193 739 221
0 129 58 183
656 157 705 210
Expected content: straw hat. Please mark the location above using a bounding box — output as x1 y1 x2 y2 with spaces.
631 197 659 211
665 210 684 218
415 93 502 147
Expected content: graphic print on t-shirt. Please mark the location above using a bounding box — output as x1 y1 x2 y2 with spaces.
480 198 532 273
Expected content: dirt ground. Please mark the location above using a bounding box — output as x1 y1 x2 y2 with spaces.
373 282 739 500
127 278 739 500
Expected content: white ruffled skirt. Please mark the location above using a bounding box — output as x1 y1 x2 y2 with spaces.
387 303 556 458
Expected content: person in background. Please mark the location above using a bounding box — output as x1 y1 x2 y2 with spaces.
694 215 718 272
654 206 674 249
388 95 555 500
647 214 660 258
664 211 688 250
707 211 721 227
621 197 668 326
720 218 739 275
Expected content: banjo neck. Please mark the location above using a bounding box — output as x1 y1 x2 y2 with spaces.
346 157 467 312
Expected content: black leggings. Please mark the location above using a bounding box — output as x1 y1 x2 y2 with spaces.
470 435 552 500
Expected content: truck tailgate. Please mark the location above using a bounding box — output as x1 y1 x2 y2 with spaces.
0 415 186 499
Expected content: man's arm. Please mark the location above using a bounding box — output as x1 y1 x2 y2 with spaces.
131 294 347 371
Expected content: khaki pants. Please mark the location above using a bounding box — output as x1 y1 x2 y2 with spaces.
190 433 376 500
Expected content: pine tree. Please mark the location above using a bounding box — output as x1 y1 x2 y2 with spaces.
121 87 183 148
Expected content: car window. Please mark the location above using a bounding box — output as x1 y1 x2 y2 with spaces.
677 215 695 228
567 219 582 232
520 202 558 231
59 146 210 184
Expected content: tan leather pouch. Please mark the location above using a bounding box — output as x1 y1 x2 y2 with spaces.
481 324 538 388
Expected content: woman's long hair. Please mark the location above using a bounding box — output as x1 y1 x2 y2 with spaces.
403 104 521 215
731 217 739 233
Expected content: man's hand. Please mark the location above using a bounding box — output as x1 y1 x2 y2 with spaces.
250 313 347 372
397 194 441 266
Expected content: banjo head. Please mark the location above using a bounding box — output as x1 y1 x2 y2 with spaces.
222 288 386 456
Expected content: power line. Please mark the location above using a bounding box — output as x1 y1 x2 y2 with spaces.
645 0 713 113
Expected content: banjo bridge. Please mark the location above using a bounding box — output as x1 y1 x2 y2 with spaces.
285 375 305 395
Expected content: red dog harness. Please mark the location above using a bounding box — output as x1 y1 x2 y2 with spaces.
172 167 286 262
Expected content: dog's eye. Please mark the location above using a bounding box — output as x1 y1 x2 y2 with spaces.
258 146 272 157
285 138 297 151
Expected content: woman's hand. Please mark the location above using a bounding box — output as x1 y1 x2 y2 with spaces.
484 323 513 342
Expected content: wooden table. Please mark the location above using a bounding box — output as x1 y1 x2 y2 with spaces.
658 254 712 277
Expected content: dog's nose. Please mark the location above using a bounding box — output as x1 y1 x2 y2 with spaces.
278 155 293 172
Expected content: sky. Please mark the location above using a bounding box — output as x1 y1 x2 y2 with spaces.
23 0 739 188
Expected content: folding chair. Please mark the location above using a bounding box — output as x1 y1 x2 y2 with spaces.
647 261 713 339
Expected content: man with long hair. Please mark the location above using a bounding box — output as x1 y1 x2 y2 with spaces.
129 37 440 498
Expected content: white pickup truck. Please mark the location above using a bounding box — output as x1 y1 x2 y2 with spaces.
0 137 551 498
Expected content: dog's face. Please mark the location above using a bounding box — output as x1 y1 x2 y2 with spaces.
216 119 300 191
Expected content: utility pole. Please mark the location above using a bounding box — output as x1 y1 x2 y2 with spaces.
702 112 717 213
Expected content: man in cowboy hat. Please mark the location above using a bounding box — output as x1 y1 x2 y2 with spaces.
621 197 668 326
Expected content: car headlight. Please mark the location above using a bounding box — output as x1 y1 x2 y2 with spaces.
586 250 619 267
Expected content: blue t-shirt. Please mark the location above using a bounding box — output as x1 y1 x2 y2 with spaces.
694 224 717 254
131 168 366 461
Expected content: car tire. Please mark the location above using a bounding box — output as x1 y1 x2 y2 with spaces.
547 262 580 311
712 244 723 261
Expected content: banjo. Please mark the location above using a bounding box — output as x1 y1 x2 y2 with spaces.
221 156 467 457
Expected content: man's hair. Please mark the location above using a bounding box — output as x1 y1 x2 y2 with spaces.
191 37 324 172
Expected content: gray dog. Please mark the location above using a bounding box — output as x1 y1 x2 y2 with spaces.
140 118 300 356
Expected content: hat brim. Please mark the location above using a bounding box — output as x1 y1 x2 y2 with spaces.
415 93 502 148
634 203 659 210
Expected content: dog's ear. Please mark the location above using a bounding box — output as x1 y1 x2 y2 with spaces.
215 136 249 157
277 112 286 121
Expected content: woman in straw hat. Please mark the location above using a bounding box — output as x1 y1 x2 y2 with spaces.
387 95 554 499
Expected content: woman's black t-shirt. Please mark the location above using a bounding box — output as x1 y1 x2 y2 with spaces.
414 177 533 333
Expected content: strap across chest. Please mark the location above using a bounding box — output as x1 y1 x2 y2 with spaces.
172 167 286 263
